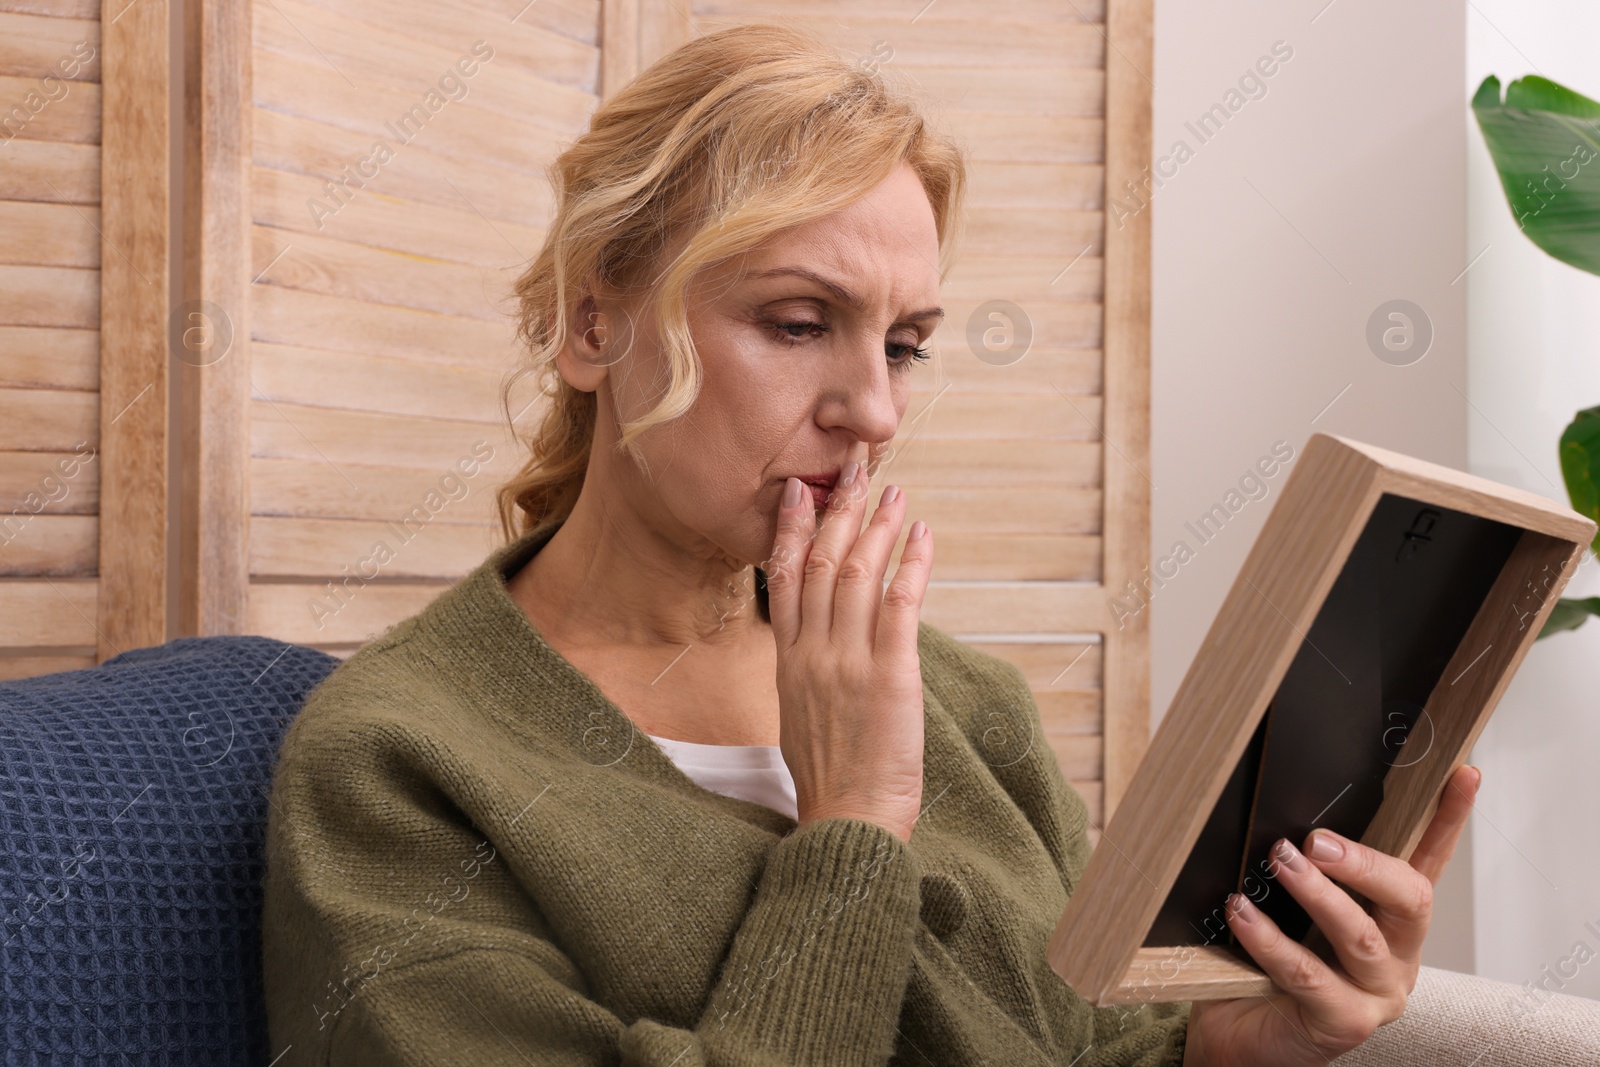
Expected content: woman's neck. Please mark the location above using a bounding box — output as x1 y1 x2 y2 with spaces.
506 487 769 656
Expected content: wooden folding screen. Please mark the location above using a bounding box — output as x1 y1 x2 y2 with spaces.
0 0 169 678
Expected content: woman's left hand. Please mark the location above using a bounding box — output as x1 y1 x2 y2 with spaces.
1182 763 1482 1067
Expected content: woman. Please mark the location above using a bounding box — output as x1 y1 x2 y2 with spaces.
262 23 1477 1066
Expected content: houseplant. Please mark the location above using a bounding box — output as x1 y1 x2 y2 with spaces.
1471 74 1600 636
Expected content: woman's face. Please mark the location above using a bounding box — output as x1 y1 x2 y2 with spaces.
580 161 945 570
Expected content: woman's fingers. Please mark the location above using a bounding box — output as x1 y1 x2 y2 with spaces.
875 518 932 666
1225 893 1367 1049
798 461 873 640
1406 764 1481 886
1267 839 1398 992
831 481 908 647
764 476 818 654
1297 828 1439 967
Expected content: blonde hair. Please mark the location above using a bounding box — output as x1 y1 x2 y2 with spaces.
496 21 968 540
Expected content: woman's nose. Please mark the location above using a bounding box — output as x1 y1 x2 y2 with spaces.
821 343 901 446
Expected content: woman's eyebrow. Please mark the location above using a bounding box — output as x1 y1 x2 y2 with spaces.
748 266 944 324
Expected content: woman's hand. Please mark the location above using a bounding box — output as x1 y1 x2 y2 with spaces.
1183 763 1482 1066
763 461 933 842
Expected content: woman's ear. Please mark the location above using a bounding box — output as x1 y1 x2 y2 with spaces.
554 291 613 393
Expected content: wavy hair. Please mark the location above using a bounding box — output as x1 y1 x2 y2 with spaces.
496 21 967 541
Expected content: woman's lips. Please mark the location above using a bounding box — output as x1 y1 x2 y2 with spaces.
802 481 832 509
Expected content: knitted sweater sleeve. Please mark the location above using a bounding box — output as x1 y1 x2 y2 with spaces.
918 623 1192 1067
262 702 923 1067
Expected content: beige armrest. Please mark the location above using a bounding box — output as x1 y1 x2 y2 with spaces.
1332 964 1600 1066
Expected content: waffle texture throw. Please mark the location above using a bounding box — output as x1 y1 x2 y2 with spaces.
0 636 339 1064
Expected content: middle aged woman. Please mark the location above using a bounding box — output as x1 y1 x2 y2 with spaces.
262 22 1478 1067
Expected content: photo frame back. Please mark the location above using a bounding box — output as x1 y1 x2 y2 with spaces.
1048 433 1596 1006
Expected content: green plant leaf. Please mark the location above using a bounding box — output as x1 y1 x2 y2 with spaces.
1560 404 1600 555
1472 74 1600 275
1538 596 1600 638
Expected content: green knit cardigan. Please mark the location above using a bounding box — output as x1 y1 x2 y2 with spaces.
262 519 1191 1065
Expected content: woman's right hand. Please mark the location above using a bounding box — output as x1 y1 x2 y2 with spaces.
763 460 934 842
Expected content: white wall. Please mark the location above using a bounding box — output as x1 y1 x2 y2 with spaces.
1149 0 1477 971
1466 0 1600 1001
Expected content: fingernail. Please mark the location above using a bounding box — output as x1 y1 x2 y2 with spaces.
1272 838 1306 874
880 485 900 507
782 477 802 508
839 461 860 488
1227 893 1258 924
908 520 927 541
1307 831 1344 862
1467 764 1483 788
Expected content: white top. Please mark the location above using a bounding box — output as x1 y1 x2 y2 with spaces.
645 732 798 820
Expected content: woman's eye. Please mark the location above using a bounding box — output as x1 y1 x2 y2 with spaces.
887 341 932 367
772 321 825 343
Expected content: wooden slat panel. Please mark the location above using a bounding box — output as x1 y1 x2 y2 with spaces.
448 0 598 44
931 300 1101 349
923 583 1107 632
318 0 599 91
893 392 1105 440
252 0 598 104
252 49 581 174
895 65 1104 117
97 0 168 657
0 0 101 18
250 284 518 370
0 73 99 143
957 211 1103 257
251 108 555 224
0 387 97 449
249 63 576 183
251 516 499 578
248 579 448 644
0 139 99 202
636 0 691 68
927 534 1100 581
0 449 98 511
251 400 519 468
0 326 97 388
0 652 97 681
0 264 98 327
0 200 99 267
694 16 1105 70
0 12 100 80
1046 734 1101 780
964 162 1102 211
251 342 508 423
877 440 1102 487
919 349 1102 396
946 115 1104 164
943 254 1104 305
1036 689 1103 734
0 578 97 644
251 455 519 522
251 166 544 269
0 513 95 574
249 225 514 323
598 0 638 97
692 0 1107 22
178 0 252 636
1098 0 1154 819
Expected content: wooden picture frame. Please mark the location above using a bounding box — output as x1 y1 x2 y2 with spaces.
1047 432 1597 1006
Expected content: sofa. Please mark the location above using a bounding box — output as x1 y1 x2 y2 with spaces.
1 637 1596 1065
